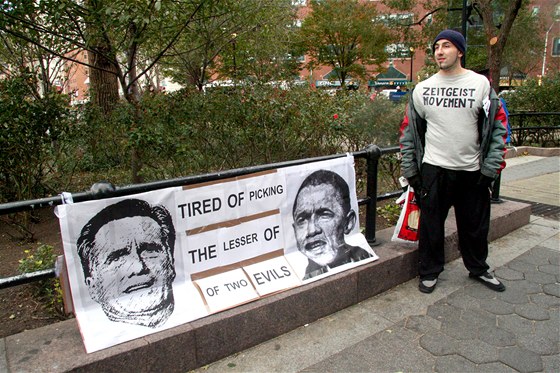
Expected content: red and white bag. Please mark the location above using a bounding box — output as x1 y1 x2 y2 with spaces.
391 179 421 244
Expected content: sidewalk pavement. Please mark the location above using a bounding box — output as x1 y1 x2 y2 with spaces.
193 155 559 373
499 154 560 210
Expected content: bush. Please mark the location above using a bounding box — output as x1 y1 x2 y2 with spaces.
103 85 404 185
73 102 132 172
501 73 560 147
0 71 75 204
377 201 402 226
502 73 560 113
18 244 65 317
2 82 405 202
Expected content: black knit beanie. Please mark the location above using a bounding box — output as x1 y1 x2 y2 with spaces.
432 29 466 54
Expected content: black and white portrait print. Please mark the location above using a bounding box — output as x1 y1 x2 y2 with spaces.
76 199 176 328
291 170 373 279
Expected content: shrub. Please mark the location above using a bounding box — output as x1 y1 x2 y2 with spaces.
18 244 66 318
5 83 403 198
377 201 402 226
501 73 560 147
107 85 404 186
502 73 560 113
0 71 74 204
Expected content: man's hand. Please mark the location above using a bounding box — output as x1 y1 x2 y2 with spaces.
407 174 422 192
477 173 494 189
407 174 423 209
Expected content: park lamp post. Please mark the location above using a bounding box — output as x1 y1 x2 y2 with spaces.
231 33 238 84
542 19 559 78
409 47 414 83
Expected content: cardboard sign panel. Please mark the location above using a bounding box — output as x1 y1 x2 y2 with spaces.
243 256 301 296
194 268 259 313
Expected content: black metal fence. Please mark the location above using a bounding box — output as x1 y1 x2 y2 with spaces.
509 112 560 147
0 144 402 290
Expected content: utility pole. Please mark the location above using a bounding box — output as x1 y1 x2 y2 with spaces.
542 20 559 77
461 0 468 67
409 47 414 82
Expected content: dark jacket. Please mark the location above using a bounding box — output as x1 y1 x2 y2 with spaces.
399 87 508 180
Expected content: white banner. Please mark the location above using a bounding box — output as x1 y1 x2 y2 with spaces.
56 154 378 353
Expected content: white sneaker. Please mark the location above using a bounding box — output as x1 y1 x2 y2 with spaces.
469 272 506 292
419 278 437 293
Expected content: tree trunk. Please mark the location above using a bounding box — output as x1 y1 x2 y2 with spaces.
85 0 119 115
125 21 143 183
88 48 119 115
478 0 524 93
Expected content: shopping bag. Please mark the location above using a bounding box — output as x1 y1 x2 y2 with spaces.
391 186 420 243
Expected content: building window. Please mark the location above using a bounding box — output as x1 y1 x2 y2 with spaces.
385 43 412 58
286 53 305 63
376 13 414 26
553 37 560 57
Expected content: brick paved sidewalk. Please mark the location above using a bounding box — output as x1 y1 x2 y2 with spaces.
194 216 559 373
304 244 559 373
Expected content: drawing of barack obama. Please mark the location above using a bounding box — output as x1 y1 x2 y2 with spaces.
292 170 372 279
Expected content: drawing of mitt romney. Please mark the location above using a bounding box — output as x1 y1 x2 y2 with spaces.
76 198 176 328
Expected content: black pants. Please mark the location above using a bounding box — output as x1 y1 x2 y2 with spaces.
418 163 491 280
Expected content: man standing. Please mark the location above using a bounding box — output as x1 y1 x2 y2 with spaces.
77 198 177 327
399 29 508 293
292 170 372 279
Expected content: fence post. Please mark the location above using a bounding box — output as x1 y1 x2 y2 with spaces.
365 144 382 245
491 173 503 203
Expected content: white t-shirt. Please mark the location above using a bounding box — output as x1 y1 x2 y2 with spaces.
413 70 490 171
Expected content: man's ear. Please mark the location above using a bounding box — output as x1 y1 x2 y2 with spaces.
344 210 356 234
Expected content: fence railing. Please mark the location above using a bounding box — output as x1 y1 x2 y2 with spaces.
508 112 560 147
0 144 402 290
